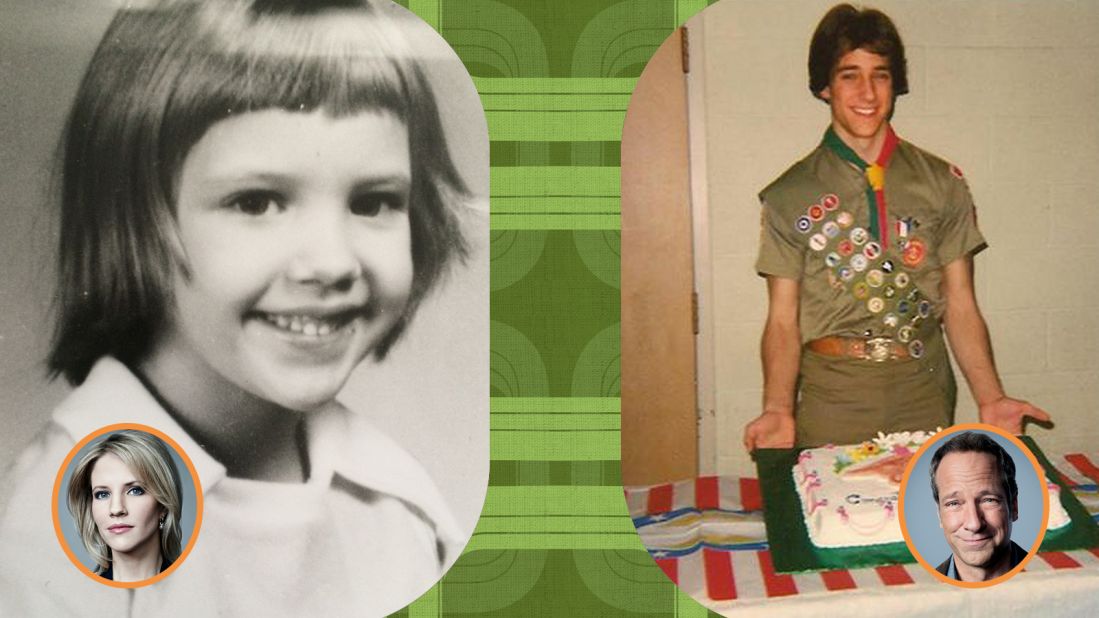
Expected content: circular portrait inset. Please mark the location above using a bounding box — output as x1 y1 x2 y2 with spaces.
53 425 202 587
900 424 1051 587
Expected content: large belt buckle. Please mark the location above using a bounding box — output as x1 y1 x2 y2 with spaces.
865 337 893 362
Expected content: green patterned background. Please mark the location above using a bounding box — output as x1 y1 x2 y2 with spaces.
392 1 718 616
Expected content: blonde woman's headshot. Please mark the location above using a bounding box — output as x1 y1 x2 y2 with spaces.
59 429 198 585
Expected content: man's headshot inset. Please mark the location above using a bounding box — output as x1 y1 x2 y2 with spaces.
930 431 1022 582
901 425 1052 587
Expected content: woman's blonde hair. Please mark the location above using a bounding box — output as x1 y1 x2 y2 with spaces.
66 430 184 573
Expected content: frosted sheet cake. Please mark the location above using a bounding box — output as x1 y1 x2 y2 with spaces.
793 431 1070 548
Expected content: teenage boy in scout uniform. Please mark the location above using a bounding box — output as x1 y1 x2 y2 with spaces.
743 4 1050 450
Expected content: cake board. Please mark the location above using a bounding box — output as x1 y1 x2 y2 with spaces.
755 436 1099 574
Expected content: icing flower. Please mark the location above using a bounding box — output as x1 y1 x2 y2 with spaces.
847 441 877 462
833 454 853 474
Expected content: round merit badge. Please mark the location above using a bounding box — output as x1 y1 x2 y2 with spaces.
796 216 813 233
837 239 855 256
839 266 854 282
898 325 914 343
881 259 895 273
867 297 885 313
836 211 854 228
822 221 840 238
883 312 899 328
883 285 896 298
853 282 870 299
825 252 842 267
918 299 932 318
821 193 840 210
897 299 910 315
894 272 910 288
866 269 884 287
809 204 825 221
902 237 926 267
850 227 869 246
850 254 868 272
908 339 925 358
809 233 828 251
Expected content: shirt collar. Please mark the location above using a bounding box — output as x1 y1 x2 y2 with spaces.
52 357 464 556
52 357 228 491
946 554 959 580
945 541 1027 582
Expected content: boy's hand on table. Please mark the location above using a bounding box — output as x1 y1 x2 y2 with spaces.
979 396 1051 435
743 410 796 452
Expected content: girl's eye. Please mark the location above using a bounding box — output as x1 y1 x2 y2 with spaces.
127 486 146 496
93 490 110 500
228 191 282 216
350 192 406 217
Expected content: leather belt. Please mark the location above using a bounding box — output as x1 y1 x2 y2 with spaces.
807 336 910 362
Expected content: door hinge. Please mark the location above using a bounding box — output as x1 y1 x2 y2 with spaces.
691 290 699 335
680 25 690 74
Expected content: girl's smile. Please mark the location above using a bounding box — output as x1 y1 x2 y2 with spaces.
157 108 413 413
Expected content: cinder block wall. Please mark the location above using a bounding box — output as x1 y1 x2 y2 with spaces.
694 0 1099 477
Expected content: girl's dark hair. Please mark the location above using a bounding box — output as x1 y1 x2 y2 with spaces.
49 0 469 384
808 3 909 101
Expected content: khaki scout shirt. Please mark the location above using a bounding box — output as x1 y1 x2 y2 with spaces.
755 133 986 344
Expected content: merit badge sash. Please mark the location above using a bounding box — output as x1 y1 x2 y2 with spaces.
790 127 933 357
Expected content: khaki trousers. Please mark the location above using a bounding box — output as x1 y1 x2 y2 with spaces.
794 326 955 447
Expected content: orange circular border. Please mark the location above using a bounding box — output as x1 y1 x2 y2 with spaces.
897 423 1049 588
51 423 204 588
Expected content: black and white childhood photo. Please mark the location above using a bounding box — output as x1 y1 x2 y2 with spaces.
0 1 488 614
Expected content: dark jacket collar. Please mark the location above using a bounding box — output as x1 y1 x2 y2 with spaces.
936 540 1028 581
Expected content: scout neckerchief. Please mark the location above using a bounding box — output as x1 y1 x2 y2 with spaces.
822 125 899 248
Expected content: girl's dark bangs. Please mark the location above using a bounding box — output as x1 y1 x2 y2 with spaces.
159 34 415 199
180 46 410 121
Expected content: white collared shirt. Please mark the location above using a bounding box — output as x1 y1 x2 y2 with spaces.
0 357 464 616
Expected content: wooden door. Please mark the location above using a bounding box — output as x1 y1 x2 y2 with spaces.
621 27 698 485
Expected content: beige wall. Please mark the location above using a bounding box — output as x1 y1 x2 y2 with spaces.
691 0 1099 477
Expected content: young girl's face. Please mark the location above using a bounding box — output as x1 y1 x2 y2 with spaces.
161 108 413 412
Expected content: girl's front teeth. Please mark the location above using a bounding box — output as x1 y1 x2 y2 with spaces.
265 314 336 336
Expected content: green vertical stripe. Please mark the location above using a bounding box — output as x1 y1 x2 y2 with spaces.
406 584 440 617
407 0 442 30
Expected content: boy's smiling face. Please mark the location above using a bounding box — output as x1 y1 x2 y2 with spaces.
820 47 894 146
163 108 413 412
